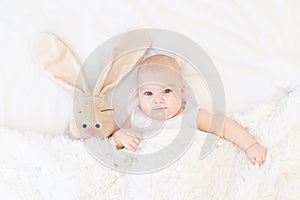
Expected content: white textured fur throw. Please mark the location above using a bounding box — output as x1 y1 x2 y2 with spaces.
1 87 300 200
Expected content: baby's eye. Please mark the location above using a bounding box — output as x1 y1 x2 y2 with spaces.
144 91 153 96
163 89 172 94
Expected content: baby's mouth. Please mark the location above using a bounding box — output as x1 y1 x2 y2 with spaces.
152 106 167 110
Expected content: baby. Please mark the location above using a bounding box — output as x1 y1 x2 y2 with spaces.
111 54 267 165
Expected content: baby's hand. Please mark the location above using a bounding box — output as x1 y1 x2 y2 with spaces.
245 143 267 166
112 128 143 152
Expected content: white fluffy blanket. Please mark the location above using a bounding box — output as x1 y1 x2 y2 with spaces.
1 87 300 200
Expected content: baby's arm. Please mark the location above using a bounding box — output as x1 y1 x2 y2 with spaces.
111 117 142 152
197 109 267 165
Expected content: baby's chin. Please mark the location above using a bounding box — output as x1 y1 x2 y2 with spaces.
147 109 179 121
144 109 166 121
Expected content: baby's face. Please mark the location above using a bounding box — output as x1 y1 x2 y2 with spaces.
138 84 183 120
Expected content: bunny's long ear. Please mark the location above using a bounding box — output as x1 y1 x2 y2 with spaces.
94 30 151 96
31 32 91 96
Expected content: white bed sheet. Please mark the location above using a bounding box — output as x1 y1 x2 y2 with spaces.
0 0 299 135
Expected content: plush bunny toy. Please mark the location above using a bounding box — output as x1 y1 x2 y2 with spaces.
31 31 151 139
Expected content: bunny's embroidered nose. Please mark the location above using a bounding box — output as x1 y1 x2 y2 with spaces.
86 127 97 136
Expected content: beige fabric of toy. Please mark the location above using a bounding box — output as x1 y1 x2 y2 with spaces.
31 32 151 139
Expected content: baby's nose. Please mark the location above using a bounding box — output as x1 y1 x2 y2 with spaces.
153 96 164 104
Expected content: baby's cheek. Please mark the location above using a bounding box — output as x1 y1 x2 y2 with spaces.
139 100 150 113
171 98 182 109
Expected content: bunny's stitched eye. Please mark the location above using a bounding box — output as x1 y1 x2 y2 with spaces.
95 124 100 128
82 124 87 128
101 108 114 112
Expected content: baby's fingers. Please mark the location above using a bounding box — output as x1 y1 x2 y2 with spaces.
128 141 139 152
257 155 266 165
124 142 137 152
133 131 143 141
250 155 266 166
124 138 140 152
131 137 142 145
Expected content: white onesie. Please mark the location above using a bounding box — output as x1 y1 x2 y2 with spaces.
125 101 199 199
130 101 198 154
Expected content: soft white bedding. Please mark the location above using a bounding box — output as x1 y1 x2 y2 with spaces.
1 0 300 199
1 87 299 199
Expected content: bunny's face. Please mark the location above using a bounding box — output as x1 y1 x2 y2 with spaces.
70 96 115 139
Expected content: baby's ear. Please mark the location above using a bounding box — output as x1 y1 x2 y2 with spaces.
181 84 185 93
